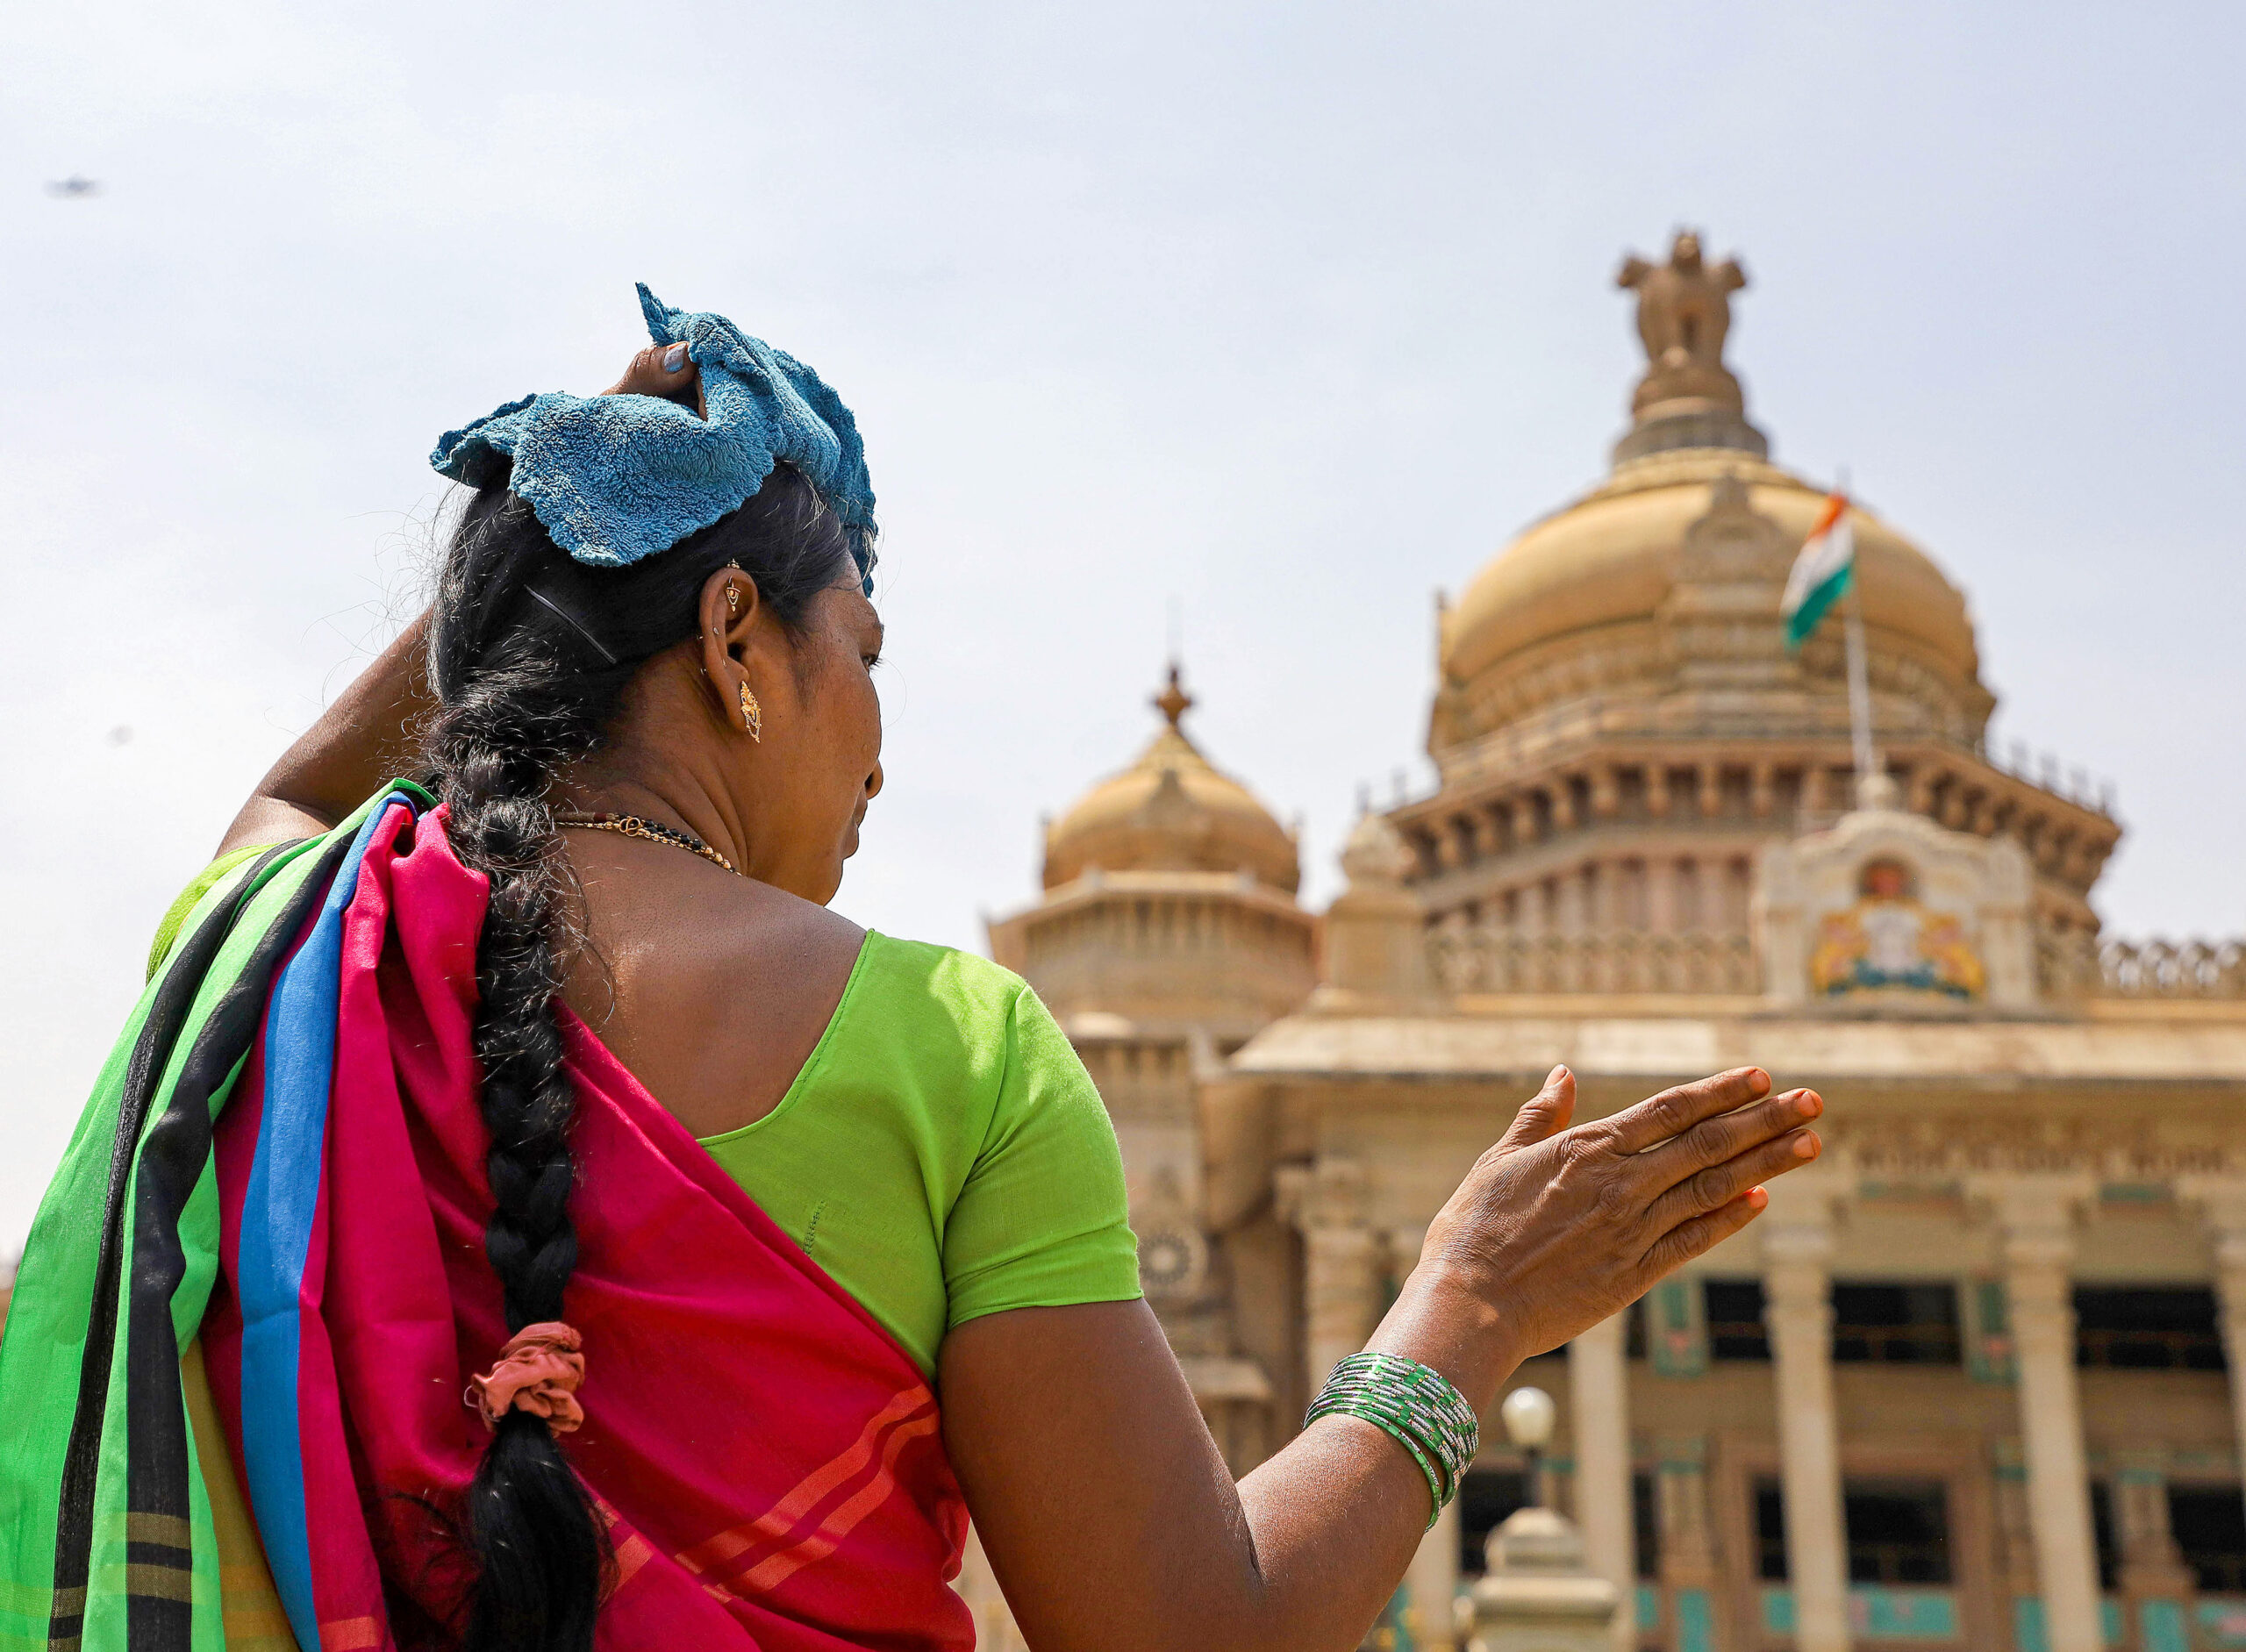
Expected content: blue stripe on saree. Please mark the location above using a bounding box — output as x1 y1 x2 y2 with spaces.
233 795 418 1652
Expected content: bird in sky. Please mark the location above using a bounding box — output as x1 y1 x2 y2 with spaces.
44 177 101 198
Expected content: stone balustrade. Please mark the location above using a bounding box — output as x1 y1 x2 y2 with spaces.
1429 926 2246 1004
2039 934 2246 999
1429 927 1758 996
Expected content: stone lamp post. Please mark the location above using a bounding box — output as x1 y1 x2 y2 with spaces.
1467 1387 1620 1652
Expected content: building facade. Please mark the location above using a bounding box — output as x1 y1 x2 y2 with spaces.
981 232 2246 1652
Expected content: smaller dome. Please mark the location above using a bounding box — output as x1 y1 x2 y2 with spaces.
1043 666 1300 894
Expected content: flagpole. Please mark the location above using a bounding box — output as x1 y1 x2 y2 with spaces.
1836 467 1878 800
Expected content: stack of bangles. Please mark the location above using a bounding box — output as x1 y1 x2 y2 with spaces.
1304 1351 1481 1529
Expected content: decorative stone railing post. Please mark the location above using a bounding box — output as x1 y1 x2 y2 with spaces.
1759 1179 1851 1652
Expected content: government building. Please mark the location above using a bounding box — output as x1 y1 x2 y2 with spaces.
962 232 2246 1652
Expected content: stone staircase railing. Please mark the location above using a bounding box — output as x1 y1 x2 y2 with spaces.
1429 928 1758 996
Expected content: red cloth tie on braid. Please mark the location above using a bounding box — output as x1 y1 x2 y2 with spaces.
467 1321 587 1433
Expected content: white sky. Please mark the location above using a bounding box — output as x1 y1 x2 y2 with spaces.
3 3 2242 1251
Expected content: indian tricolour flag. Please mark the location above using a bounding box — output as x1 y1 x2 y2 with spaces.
1780 490 1854 651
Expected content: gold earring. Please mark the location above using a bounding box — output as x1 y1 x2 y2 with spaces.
738 682 762 742
726 583 740 619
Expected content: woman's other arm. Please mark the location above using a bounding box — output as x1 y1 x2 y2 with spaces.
215 613 433 855
214 343 705 858
941 1064 1823 1652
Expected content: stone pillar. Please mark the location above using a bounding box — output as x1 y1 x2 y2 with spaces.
2111 1454 2183 1606
1648 767 1673 820
1799 763 1831 818
954 1523 1027 1651
1749 762 1777 819
1655 1436 1720 1652
1648 859 1678 935
1569 1313 1635 1652
1760 1184 1850 1652
1557 869 1589 938
1977 1177 2101 1652
1407 1499 1464 1652
1592 766 1622 820
2179 1180 2246 1512
1288 1158 1378 1394
1991 1439 2041 1606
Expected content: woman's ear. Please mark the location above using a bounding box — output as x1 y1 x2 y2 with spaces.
697 565 764 731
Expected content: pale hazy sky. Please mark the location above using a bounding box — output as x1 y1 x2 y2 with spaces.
4 3 2242 1249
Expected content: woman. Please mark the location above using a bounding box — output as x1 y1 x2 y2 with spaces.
0 289 1823 1652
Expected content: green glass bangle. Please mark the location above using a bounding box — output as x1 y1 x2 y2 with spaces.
1304 1352 1481 1530
1316 1406 1449 1528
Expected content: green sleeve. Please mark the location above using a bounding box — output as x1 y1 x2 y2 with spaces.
145 845 273 982
941 983 1141 1332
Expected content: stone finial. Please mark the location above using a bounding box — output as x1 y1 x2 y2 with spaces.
1339 808 1415 888
1153 662 1193 731
1613 229 1767 464
1855 769 1903 812
1322 810 1427 998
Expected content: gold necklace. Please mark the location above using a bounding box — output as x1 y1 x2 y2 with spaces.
553 811 741 876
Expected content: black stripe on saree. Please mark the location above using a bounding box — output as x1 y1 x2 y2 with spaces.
47 836 342 1652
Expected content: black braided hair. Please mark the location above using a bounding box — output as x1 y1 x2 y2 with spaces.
422 462 862 1652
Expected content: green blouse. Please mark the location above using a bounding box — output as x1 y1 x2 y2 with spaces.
151 866 1141 1378
699 933 1141 1373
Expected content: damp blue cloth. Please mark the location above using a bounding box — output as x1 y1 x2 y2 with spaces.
430 284 877 594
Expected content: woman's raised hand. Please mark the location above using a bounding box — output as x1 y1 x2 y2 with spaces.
1392 1064 1821 1388
601 343 703 412
941 1063 1823 1652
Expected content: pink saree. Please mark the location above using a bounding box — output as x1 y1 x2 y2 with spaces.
197 796 972 1651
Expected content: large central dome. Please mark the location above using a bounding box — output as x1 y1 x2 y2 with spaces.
1429 232 1992 765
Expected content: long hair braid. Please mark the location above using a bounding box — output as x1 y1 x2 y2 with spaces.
420 467 863 1652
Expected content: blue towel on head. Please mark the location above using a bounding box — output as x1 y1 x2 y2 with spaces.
431 284 876 594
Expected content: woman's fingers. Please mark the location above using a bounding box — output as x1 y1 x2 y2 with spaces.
1643 1126 1820 1233
1600 1067 1770 1155
1629 1088 1823 1200
1493 1065 1577 1153
597 342 702 407
1640 1186 1770 1277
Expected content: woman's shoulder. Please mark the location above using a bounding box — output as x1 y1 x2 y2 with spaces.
844 929 1051 1059
858 933 1032 1014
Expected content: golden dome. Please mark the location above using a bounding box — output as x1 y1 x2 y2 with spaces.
1043 666 1300 895
1430 445 1995 762
1432 233 1994 759
1445 452 1980 688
